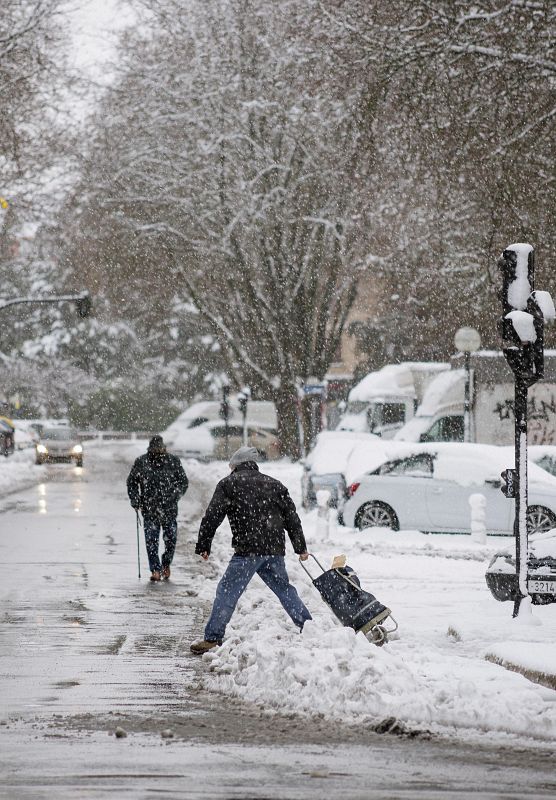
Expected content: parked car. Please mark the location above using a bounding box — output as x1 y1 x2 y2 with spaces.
164 400 277 445
170 420 280 461
342 442 556 536
301 431 382 510
528 445 556 478
35 428 84 466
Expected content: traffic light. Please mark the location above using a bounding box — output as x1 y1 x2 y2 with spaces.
76 294 92 318
500 469 518 499
237 387 250 416
498 245 534 316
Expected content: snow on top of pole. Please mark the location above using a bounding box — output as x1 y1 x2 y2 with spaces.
505 243 533 310
506 310 537 343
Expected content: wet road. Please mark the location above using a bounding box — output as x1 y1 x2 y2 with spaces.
1 444 555 799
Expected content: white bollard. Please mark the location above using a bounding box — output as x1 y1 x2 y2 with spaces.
316 489 331 541
469 493 487 544
329 507 338 539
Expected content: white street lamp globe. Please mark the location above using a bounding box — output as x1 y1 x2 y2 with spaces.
454 327 481 353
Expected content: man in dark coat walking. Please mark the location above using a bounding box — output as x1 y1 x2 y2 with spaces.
190 446 311 653
127 435 188 582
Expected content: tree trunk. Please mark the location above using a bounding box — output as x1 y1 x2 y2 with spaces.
273 385 302 460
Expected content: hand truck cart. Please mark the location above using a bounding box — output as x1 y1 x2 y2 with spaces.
300 554 397 645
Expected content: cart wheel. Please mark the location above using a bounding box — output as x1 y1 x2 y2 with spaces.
365 624 388 646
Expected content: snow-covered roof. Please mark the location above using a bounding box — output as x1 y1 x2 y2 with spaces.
305 431 380 476
348 362 447 403
414 369 465 417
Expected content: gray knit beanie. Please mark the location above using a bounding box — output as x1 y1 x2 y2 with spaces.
229 446 259 466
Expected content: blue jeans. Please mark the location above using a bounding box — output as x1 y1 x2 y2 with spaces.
204 554 312 642
143 517 177 573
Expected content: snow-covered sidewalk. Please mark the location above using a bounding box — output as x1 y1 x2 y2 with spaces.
189 460 556 745
0 450 45 497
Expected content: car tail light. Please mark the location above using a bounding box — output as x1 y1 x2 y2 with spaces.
348 482 360 497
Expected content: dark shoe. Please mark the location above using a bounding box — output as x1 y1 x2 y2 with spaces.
190 640 221 654
162 566 171 580
150 571 161 582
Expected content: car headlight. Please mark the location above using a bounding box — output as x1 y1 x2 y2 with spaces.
36 444 48 454
72 444 83 454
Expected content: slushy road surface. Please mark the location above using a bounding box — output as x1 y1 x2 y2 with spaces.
1 444 555 799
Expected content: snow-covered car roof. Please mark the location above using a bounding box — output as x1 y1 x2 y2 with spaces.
164 400 277 437
351 441 556 490
305 431 381 477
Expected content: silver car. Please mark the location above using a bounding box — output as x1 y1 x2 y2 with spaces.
342 442 556 536
35 428 84 466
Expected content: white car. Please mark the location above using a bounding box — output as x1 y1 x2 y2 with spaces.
342 442 556 536
169 420 280 461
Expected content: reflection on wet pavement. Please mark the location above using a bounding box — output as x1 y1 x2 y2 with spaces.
0 448 199 723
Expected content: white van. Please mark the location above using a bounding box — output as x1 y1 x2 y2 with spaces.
394 351 556 445
164 399 277 446
337 362 448 438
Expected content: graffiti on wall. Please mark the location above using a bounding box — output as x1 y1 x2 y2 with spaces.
493 394 556 444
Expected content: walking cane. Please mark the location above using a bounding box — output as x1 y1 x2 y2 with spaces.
136 510 142 579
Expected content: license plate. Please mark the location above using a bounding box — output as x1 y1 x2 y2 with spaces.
527 579 556 594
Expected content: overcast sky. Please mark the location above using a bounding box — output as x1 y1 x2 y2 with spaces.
66 0 135 82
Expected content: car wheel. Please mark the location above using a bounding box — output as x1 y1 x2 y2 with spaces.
526 506 556 535
355 501 399 531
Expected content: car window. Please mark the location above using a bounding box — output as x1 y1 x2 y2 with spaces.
421 416 464 443
378 454 433 478
533 455 556 477
211 426 243 438
41 428 78 440
378 403 406 426
187 417 209 429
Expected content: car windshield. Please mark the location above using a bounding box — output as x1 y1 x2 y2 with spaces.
41 428 77 440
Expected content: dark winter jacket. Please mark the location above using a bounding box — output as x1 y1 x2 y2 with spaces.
127 452 188 521
195 462 307 557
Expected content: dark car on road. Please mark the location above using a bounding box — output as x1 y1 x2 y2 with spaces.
35 428 83 466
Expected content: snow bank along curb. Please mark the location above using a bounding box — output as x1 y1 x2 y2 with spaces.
485 644 556 691
0 451 45 498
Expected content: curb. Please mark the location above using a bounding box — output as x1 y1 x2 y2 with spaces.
484 653 556 691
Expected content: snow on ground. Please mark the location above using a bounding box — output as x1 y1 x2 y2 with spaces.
0 450 45 497
190 459 556 745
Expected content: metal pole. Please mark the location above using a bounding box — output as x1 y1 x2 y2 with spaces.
136 511 142 580
242 402 247 446
464 352 471 442
223 388 230 459
513 376 529 617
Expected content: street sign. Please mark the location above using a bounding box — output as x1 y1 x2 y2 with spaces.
303 384 326 396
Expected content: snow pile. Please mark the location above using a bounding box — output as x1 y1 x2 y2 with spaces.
195 459 556 744
0 450 45 496
202 586 556 741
